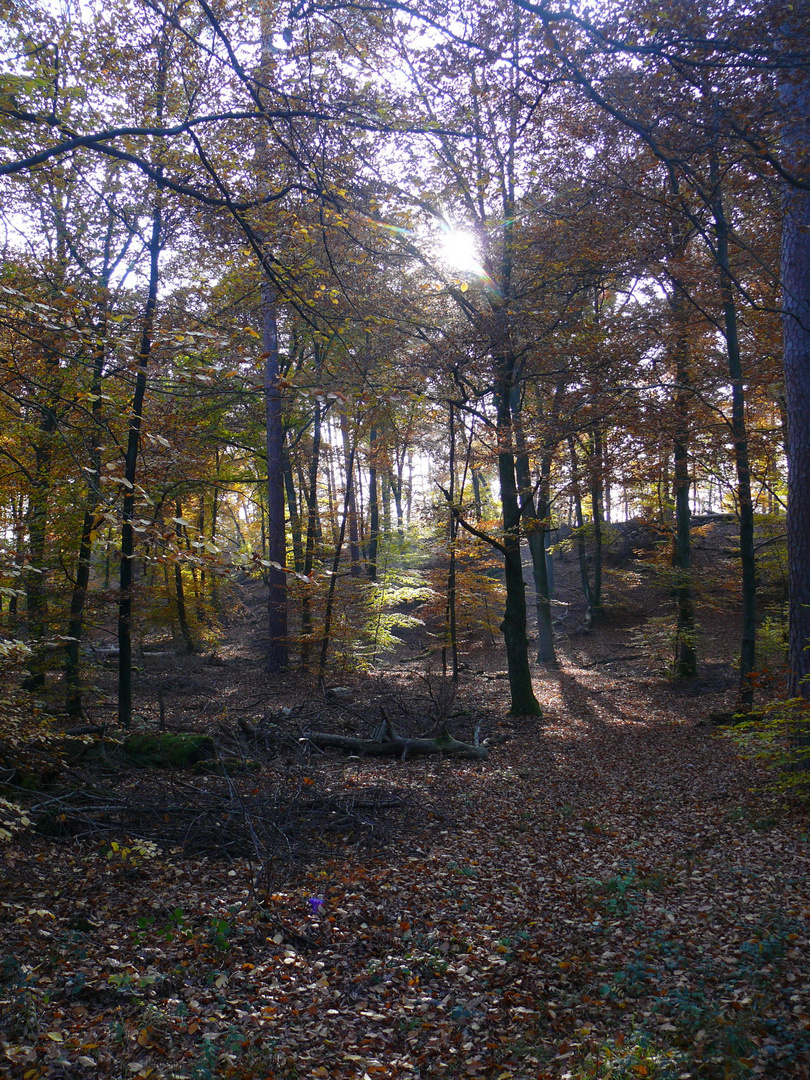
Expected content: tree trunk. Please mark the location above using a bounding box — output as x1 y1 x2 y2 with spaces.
22 404 56 691
444 404 459 681
589 425 605 619
780 43 810 698
472 470 483 521
118 197 162 728
367 425 380 582
510 387 555 665
318 442 356 687
301 399 323 668
283 449 304 574
569 436 596 625
66 312 106 718
493 355 542 716
339 412 362 577
382 474 391 535
262 281 288 671
711 170 757 704
668 218 698 679
173 500 195 652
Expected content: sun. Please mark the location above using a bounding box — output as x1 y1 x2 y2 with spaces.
440 228 482 275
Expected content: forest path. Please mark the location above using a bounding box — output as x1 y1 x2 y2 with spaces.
4 649 809 1079
231 656 809 1079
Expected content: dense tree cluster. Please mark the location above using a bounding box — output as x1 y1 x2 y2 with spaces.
0 0 807 720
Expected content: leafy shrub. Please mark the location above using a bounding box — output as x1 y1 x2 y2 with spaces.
723 697 810 800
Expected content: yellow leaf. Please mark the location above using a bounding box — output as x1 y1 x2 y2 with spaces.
46 1032 64 1042
460 282 469 292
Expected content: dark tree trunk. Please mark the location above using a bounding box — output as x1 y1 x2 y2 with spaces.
493 356 542 716
711 172 757 704
589 426 605 619
780 50 810 698
667 212 698 679
569 436 596 625
118 199 161 728
472 470 483 521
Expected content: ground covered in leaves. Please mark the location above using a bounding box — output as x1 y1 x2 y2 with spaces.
2 625 810 1080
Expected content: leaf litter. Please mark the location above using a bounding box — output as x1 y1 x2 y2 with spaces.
1 649 809 1080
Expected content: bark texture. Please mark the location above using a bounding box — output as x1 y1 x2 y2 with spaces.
780 49 810 697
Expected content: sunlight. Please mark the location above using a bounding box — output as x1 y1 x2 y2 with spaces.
440 228 482 275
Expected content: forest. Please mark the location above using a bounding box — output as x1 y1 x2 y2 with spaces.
1 0 810 1077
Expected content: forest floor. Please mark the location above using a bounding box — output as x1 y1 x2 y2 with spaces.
2 521 810 1080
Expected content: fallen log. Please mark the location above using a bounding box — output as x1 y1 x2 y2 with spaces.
302 730 489 761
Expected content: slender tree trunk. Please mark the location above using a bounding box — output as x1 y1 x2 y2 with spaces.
262 282 288 671
539 450 556 602
472 470 483 521
670 276 698 678
444 404 459 681
493 354 541 716
66 303 107 718
208 481 220 616
382 474 391 535
391 474 404 537
406 449 414 525
22 406 56 691
569 436 596 625
544 530 555 599
7 499 24 627
326 441 340 546
283 450 304 574
589 426 605 619
510 387 555 665
173 500 195 652
66 543 91 716
779 43 810 698
118 197 162 728
301 399 323 668
195 495 206 624
711 171 757 704
339 412 362 576
367 426 380 581
318 442 356 687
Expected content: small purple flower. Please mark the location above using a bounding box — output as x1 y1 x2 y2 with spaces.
308 896 324 916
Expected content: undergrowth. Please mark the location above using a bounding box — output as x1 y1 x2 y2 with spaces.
723 697 810 801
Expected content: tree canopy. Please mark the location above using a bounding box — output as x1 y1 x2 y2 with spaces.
0 0 807 714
